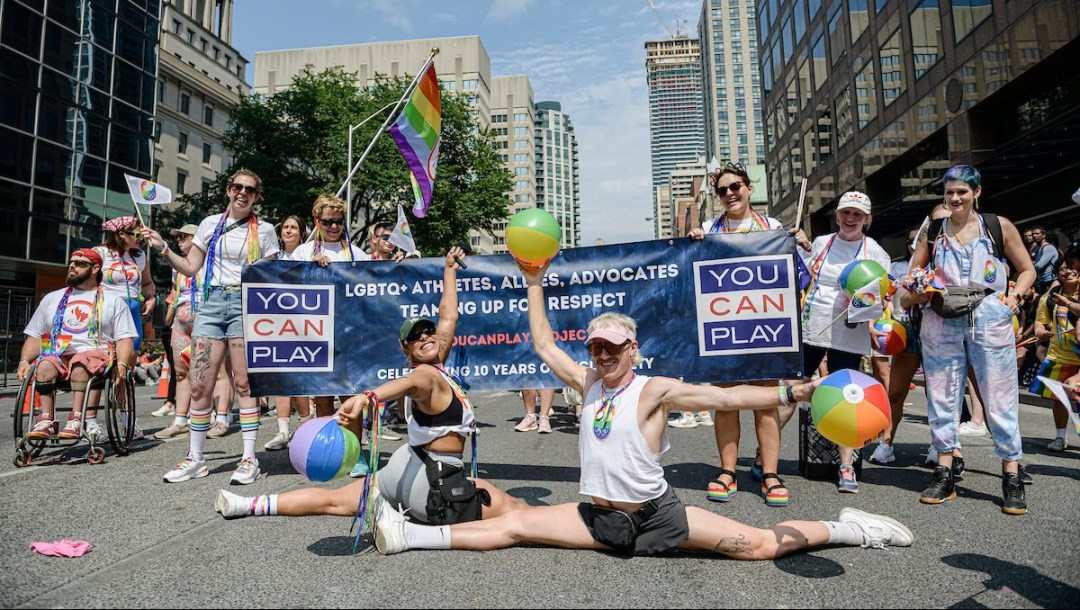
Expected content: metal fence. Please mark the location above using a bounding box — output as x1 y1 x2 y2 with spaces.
1 289 36 389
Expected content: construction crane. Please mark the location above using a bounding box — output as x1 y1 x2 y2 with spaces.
646 0 688 38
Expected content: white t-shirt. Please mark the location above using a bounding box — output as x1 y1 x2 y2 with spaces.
702 215 784 233
24 287 138 355
290 240 364 262
192 213 280 287
94 246 145 302
800 234 891 355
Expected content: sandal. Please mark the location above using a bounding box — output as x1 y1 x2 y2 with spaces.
707 469 738 502
750 448 764 481
761 473 789 507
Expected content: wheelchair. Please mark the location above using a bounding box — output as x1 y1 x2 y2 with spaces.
13 360 137 467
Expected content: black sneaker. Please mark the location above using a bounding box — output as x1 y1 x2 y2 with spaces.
1018 463 1034 485
1002 472 1027 515
919 466 957 504
951 457 965 481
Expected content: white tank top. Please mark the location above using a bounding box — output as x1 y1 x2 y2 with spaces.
405 365 475 448
578 375 669 503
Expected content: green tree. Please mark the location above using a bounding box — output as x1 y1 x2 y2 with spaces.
158 66 512 256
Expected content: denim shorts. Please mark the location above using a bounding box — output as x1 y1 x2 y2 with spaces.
191 287 244 340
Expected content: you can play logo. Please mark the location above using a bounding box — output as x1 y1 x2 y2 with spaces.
693 255 799 356
244 284 335 372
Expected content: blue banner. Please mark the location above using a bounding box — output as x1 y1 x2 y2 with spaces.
242 232 804 396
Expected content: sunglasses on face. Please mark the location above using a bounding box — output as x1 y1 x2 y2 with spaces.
405 324 436 343
227 183 259 195
68 260 92 268
585 340 631 357
716 181 745 197
374 233 392 241
318 217 345 227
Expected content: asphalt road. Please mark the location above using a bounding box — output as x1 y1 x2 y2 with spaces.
1 383 1077 608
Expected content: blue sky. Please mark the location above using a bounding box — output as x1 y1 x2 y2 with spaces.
232 0 705 245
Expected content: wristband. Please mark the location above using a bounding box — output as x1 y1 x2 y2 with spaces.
117 362 129 369
19 359 30 364
787 384 797 405
158 243 171 257
778 385 791 407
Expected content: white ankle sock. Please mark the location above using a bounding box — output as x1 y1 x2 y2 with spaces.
277 418 290 435
85 416 97 428
403 522 451 549
173 415 188 428
242 431 256 460
823 521 864 546
216 414 228 425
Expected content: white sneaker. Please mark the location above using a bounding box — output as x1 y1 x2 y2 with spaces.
869 442 896 464
128 424 144 442
839 507 914 549
86 423 110 445
215 489 250 519
377 426 402 441
668 412 699 428
695 412 714 426
263 431 291 451
374 498 410 555
958 421 987 436
164 454 209 483
151 403 175 417
230 456 261 485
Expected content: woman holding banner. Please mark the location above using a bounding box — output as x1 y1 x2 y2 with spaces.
780 191 891 494
214 246 525 526
686 162 790 507
142 169 280 485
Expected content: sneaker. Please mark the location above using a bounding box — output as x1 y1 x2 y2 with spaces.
958 421 987 436
215 489 250 519
86 423 109 445
1047 437 1068 452
128 424 144 442
838 507 914 549
1001 472 1027 515
951 456 965 481
538 415 552 434
163 454 209 483
514 413 539 432
695 412 714 426
373 499 410 555
153 422 190 440
837 464 859 493
56 419 83 440
667 412 699 429
230 456 261 485
263 431 291 451
919 466 957 504
26 419 54 440
870 442 896 465
206 420 230 438
349 450 371 478
1018 463 1034 485
377 426 402 441
151 402 175 417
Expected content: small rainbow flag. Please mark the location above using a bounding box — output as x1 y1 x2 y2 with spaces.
390 63 441 218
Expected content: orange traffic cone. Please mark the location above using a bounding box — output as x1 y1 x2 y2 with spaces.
156 358 171 399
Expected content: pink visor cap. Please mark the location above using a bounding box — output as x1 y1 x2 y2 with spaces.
585 326 636 346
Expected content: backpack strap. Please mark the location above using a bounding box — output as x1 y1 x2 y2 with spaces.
980 213 1004 261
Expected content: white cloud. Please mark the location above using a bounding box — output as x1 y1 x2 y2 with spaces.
486 0 537 24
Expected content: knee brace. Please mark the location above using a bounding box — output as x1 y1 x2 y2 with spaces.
69 380 88 392
34 381 57 395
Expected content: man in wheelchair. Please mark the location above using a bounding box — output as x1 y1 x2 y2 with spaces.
17 248 137 441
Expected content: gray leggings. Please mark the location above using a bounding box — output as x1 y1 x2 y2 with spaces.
376 444 465 524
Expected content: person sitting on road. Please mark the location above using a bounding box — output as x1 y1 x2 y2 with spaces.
368 258 913 559
132 346 163 385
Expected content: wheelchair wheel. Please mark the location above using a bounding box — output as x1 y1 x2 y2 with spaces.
104 372 137 456
14 449 32 468
12 365 37 440
86 446 106 464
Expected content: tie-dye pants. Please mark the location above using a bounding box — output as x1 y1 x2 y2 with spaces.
920 296 1023 461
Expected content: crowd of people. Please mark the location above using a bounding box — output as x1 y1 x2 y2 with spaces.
16 164 1080 561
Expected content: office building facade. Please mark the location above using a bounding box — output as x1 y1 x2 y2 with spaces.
534 101 580 249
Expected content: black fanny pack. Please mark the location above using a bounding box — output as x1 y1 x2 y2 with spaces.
930 287 994 319
413 445 490 526
582 499 661 554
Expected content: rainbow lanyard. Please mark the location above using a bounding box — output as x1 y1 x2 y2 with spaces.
801 234 867 324
593 375 636 441
202 212 260 301
711 209 770 234
311 228 353 261
43 286 107 358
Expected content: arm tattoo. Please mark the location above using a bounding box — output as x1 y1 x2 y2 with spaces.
713 534 755 557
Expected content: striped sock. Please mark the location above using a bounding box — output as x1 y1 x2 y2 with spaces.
240 403 260 460
251 494 277 516
188 405 213 461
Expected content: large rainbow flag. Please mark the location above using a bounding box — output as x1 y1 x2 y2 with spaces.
389 63 441 218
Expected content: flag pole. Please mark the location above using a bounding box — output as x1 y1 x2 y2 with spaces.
336 47 439 211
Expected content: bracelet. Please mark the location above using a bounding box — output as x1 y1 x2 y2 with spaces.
19 359 30 364
778 385 791 407
158 243 171 257
786 384 797 405
361 390 379 409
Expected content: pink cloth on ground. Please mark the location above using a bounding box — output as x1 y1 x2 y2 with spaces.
30 540 92 557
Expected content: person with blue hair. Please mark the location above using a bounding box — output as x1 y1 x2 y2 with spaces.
902 165 1036 515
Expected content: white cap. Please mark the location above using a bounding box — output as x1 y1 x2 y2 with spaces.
837 191 872 215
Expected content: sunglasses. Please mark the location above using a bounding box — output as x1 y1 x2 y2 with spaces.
585 340 631 357
374 233 392 241
405 323 437 343
716 181 745 197
318 217 345 227
227 183 259 195
124 230 142 238
68 260 93 268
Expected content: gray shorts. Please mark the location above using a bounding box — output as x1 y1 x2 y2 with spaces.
376 444 464 524
578 486 690 555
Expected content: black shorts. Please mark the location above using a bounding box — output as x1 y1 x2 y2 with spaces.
578 486 690 555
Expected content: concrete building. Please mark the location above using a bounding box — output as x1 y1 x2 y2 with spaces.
154 0 248 199
534 101 581 249
645 37 705 238
759 0 1080 250
489 75 535 254
669 157 710 237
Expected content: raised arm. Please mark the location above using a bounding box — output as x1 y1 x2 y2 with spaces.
435 246 464 363
521 261 589 394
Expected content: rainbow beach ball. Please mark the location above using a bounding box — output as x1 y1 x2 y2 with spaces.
838 260 888 297
506 208 561 269
810 369 890 449
289 417 361 482
872 317 907 356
